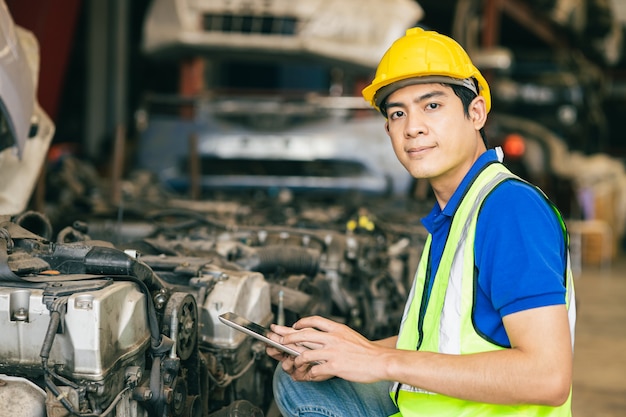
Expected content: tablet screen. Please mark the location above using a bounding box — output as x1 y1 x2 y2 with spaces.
219 312 302 356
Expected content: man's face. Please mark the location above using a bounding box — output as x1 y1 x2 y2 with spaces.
384 83 486 190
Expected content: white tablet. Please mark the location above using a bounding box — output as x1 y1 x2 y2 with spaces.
219 312 302 356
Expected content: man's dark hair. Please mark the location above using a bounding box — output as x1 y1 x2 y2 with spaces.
449 83 489 148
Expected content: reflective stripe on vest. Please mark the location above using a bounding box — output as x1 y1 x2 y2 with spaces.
389 162 575 417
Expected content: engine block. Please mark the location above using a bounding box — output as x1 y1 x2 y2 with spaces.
0 279 150 380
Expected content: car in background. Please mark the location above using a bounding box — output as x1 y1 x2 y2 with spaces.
136 0 424 200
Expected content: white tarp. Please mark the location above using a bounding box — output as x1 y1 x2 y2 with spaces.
0 1 54 216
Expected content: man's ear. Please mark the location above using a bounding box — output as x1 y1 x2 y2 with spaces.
469 96 488 130
384 121 390 134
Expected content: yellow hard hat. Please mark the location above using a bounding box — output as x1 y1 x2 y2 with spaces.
362 27 491 113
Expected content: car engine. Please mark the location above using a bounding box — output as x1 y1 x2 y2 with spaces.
0 193 427 417
0 216 279 416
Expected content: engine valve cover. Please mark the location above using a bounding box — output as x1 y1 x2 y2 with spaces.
0 280 150 381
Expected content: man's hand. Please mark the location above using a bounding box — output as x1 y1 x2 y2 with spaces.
269 316 393 383
265 323 331 381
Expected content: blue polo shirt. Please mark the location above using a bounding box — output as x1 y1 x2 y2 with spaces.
421 149 567 347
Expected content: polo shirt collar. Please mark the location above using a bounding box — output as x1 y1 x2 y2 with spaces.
421 149 500 233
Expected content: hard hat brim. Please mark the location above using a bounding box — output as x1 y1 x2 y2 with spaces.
373 76 478 109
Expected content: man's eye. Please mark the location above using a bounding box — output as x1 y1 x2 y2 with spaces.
390 110 405 119
426 103 439 110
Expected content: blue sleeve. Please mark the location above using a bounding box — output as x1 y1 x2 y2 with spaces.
475 180 568 319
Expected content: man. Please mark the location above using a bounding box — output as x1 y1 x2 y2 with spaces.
267 27 576 417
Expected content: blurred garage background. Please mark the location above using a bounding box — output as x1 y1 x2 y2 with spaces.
7 0 626 262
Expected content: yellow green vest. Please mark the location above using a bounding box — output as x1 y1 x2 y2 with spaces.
390 163 575 417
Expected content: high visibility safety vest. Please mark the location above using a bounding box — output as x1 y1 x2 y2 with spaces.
389 162 576 417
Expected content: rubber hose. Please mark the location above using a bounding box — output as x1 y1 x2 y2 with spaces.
248 245 319 276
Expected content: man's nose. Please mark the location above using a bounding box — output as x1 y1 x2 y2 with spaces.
405 113 427 138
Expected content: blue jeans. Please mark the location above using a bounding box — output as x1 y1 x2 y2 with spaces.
273 366 400 417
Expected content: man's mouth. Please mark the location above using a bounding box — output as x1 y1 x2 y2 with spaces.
406 145 434 156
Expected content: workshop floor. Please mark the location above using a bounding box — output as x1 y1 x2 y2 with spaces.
571 251 626 416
